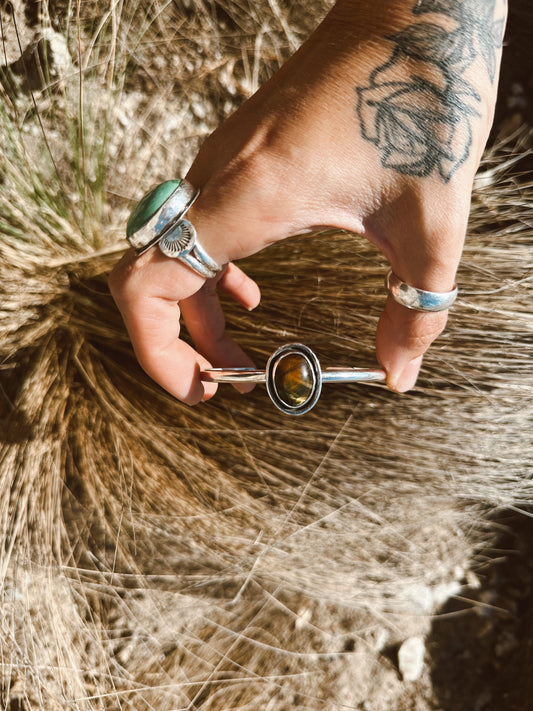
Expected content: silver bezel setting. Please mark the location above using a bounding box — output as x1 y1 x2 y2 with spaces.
265 343 323 416
128 181 199 253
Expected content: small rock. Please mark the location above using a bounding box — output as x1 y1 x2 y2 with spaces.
371 626 389 652
41 28 72 78
398 636 425 682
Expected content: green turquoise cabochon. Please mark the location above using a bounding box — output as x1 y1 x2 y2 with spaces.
126 179 181 238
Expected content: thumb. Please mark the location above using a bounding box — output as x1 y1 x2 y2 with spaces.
372 198 464 393
376 284 452 393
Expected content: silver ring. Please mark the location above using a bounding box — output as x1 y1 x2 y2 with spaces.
386 270 458 312
158 219 221 279
127 179 199 253
126 178 222 279
201 343 386 415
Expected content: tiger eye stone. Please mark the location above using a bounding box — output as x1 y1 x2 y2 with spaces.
126 179 181 238
273 353 314 407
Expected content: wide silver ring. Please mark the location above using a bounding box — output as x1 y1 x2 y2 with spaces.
386 270 458 312
158 219 221 279
201 343 386 415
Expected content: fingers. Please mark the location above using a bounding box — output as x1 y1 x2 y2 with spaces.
180 264 261 394
109 248 215 404
375 297 449 392
218 262 261 311
116 286 218 404
109 250 260 403
369 191 465 393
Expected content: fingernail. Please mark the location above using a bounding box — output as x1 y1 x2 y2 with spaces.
201 383 218 402
389 355 423 393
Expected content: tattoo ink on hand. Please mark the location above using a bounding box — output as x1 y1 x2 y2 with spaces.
356 0 505 181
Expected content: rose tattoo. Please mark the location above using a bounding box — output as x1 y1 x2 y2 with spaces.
356 0 506 182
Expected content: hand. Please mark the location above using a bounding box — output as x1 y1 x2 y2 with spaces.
109 0 506 403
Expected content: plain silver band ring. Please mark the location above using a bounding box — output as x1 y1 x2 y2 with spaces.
386 270 458 312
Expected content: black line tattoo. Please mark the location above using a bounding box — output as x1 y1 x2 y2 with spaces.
356 0 505 182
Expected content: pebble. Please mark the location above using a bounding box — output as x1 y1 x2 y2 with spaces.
398 636 425 682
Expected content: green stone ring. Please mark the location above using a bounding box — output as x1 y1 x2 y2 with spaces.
126 179 198 252
126 178 221 279
201 343 386 415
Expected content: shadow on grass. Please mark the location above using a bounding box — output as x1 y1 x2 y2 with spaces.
429 509 533 711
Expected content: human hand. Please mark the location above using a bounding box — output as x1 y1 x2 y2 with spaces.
109 0 506 404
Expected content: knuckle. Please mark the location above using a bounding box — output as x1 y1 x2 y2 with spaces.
403 312 448 353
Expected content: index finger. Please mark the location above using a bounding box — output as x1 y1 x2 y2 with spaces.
108 248 217 404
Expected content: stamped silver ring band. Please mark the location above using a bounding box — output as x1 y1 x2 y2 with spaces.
386 270 458 312
201 343 386 416
158 218 220 279
126 179 222 279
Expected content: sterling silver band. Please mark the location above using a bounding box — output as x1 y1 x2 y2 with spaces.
386 270 458 312
158 219 221 279
320 367 388 383
201 368 267 383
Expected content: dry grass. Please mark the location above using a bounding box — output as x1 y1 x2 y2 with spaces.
0 1 532 709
